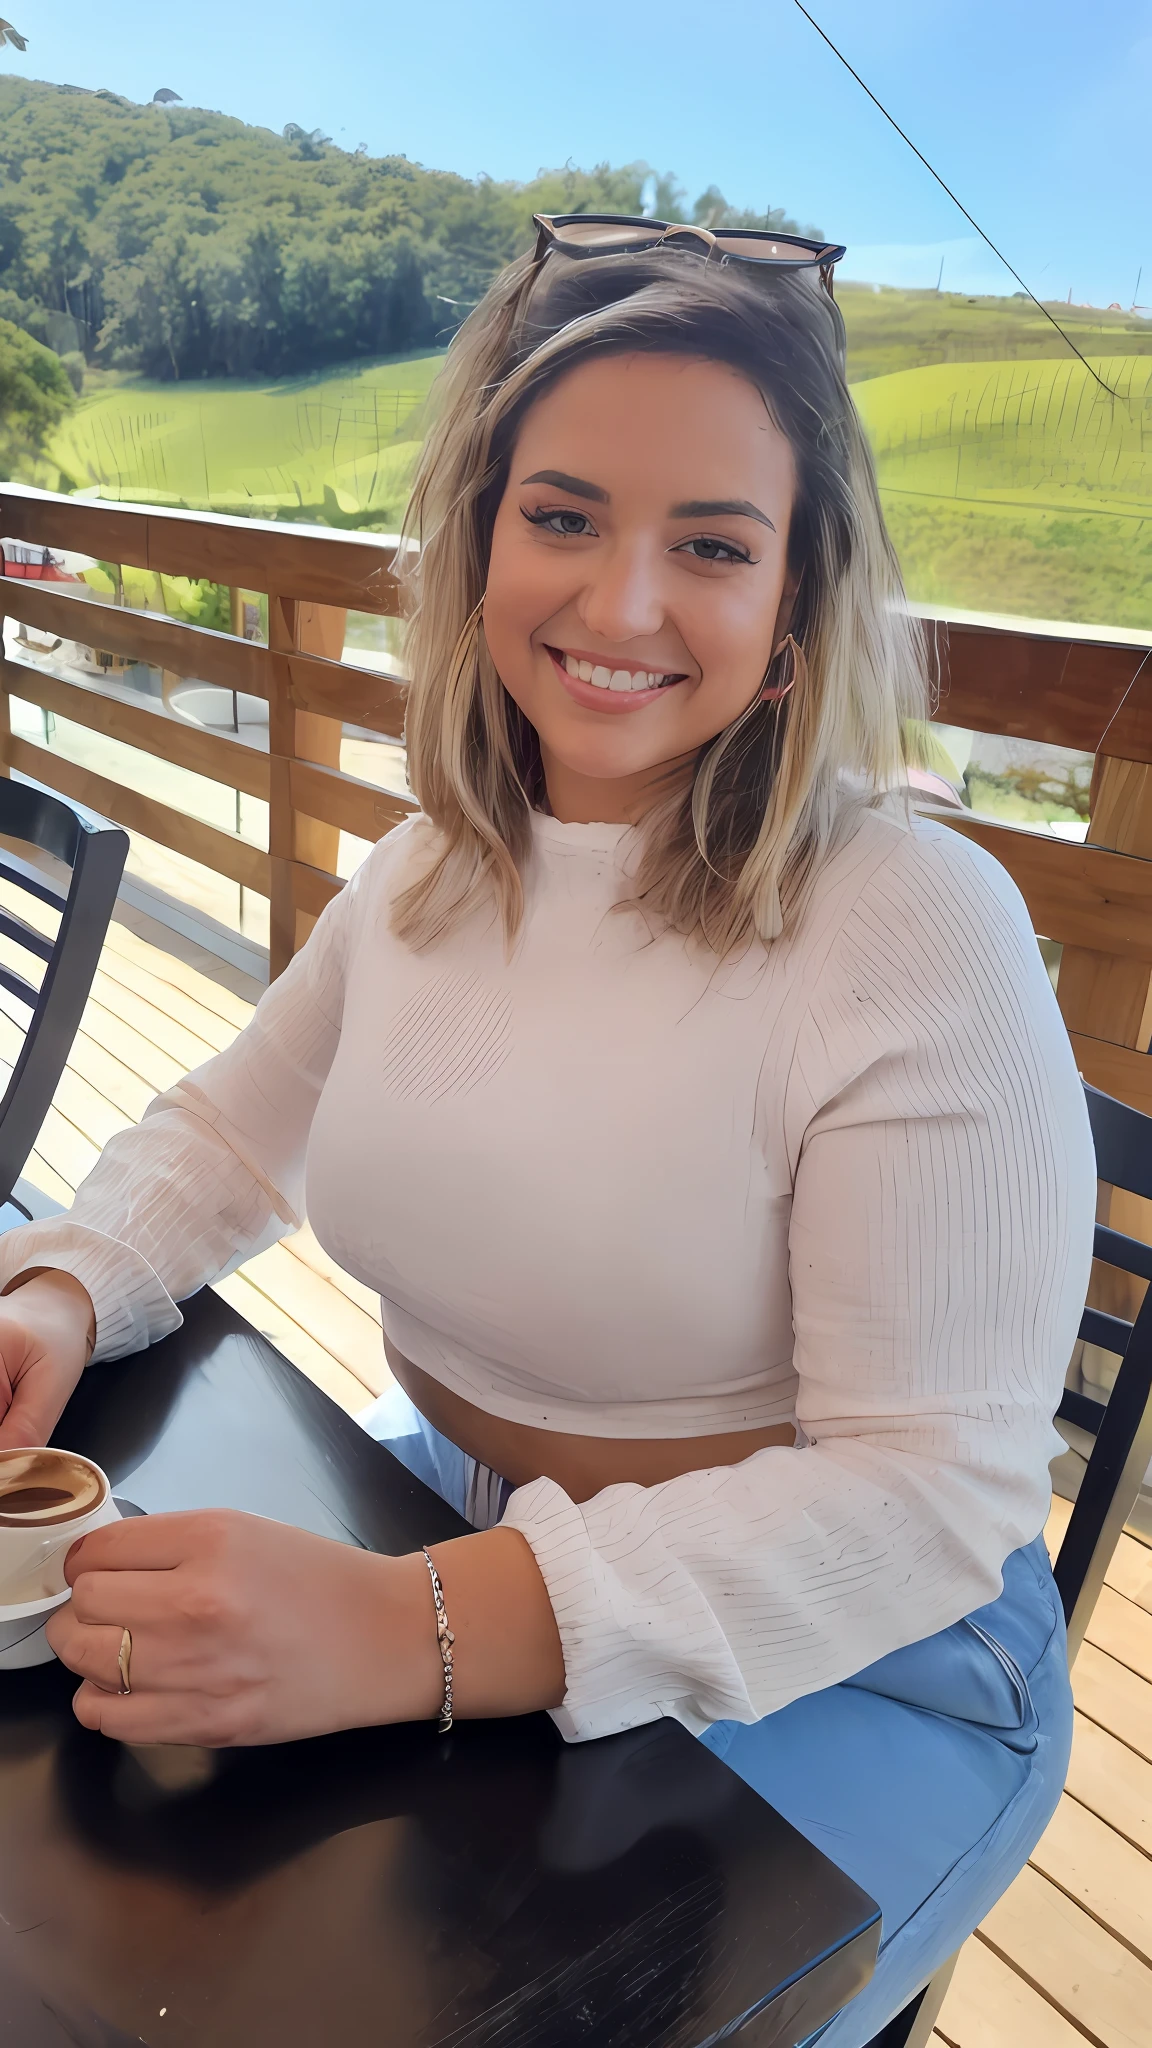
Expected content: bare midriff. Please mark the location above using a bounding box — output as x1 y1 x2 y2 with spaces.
386 1344 795 1505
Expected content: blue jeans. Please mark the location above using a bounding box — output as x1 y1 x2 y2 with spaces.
361 1383 1073 2048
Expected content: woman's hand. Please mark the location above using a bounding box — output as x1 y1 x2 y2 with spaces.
44 1510 564 1746
0 1270 96 1449
45 1509 447 1746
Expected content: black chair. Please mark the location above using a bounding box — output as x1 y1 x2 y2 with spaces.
0 774 127 1219
864 1077 1152 2048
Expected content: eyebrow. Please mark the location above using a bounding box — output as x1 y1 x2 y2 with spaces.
520 473 776 533
520 469 609 503
671 498 776 531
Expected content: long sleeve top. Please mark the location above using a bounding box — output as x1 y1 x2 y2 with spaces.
0 803 1095 1741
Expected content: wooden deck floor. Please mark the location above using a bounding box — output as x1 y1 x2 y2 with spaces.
933 1497 1152 2048
4 897 386 1419
5 902 1150 2048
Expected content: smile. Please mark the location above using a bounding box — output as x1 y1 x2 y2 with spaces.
546 646 689 709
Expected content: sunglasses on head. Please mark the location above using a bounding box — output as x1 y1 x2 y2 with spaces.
532 214 847 299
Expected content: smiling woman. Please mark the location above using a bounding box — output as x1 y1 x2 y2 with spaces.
487 358 795 758
0 222 1093 2048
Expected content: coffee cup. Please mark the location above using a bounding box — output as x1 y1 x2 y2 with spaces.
0 1447 120 1606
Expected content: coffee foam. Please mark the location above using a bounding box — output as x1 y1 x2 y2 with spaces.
0 1449 104 1526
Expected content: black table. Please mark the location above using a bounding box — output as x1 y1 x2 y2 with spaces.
0 1290 879 2047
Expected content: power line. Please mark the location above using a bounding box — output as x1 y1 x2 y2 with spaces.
792 2 1119 400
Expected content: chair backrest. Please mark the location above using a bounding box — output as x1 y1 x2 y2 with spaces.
1054 1082 1152 1657
0 775 127 1210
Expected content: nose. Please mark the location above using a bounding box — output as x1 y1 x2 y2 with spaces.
576 537 666 644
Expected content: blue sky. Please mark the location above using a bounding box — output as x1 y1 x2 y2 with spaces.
3 0 1150 310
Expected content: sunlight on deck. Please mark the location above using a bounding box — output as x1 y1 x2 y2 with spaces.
932 1498 1152 2048
7 902 386 1421
6 903 1150 2048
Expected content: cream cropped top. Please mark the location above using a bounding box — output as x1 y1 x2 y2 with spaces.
0 804 1095 1740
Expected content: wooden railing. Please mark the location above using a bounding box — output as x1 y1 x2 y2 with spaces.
923 609 1152 1117
3 485 1152 1123
0 483 412 977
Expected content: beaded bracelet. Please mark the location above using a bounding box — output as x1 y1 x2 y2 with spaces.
421 1547 455 1733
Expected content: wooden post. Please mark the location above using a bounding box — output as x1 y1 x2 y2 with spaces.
267 597 347 978
1057 732 1152 1330
1056 754 1152 1054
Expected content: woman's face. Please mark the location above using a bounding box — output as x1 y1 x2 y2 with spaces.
484 351 798 821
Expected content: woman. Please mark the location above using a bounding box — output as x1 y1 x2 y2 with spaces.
0 219 1093 2043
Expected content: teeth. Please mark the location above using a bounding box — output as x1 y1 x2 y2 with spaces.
561 652 673 693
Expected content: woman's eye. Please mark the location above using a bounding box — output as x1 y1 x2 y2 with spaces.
523 506 595 537
676 536 752 564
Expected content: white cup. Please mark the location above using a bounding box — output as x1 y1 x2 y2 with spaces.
0 1447 121 1606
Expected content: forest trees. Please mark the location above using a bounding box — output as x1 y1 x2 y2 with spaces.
0 317 74 477
0 78 819 381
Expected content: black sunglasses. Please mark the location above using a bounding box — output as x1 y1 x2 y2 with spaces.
533 214 847 299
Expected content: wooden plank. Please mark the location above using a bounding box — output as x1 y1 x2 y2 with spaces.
1085 1586 1152 1685
0 577 270 697
1101 1539 1152 1616
267 596 343 975
1068 1034 1152 1117
77 995 187 1097
1029 1794 1152 1966
29 1100 100 1192
1065 1714 1152 1857
282 1222 383 1327
21 1146 74 1210
0 483 404 613
237 1240 388 1395
931 616 1152 758
1 654 271 800
95 950 240 1055
291 862 343 919
1 577 402 735
978 1865 1152 2048
89 971 219 1074
1 734 271 897
938 812 1152 963
1072 1644 1152 1763
289 757 413 842
1046 1495 1152 1615
34 1062 130 1155
1057 757 1152 1051
211 1272 373 1420
60 1023 155 1125
935 1934 1092 2048
285 648 406 738
102 919 256 1034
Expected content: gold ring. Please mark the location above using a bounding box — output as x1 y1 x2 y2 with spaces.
117 1626 132 1696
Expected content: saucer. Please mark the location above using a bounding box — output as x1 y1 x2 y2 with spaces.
0 1581 71 1668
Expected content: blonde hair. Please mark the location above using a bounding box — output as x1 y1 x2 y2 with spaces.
394 246 927 955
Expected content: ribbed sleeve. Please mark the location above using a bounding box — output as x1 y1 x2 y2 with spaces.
0 851 361 1359
502 823 1096 1740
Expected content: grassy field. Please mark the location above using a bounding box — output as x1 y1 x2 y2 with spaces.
855 353 1152 630
39 288 1152 631
51 351 442 529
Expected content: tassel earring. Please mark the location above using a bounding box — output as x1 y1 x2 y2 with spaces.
759 633 807 704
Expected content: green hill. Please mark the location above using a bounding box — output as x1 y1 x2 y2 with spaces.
854 354 1152 630
47 331 1152 631
838 283 1152 382
52 354 443 527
